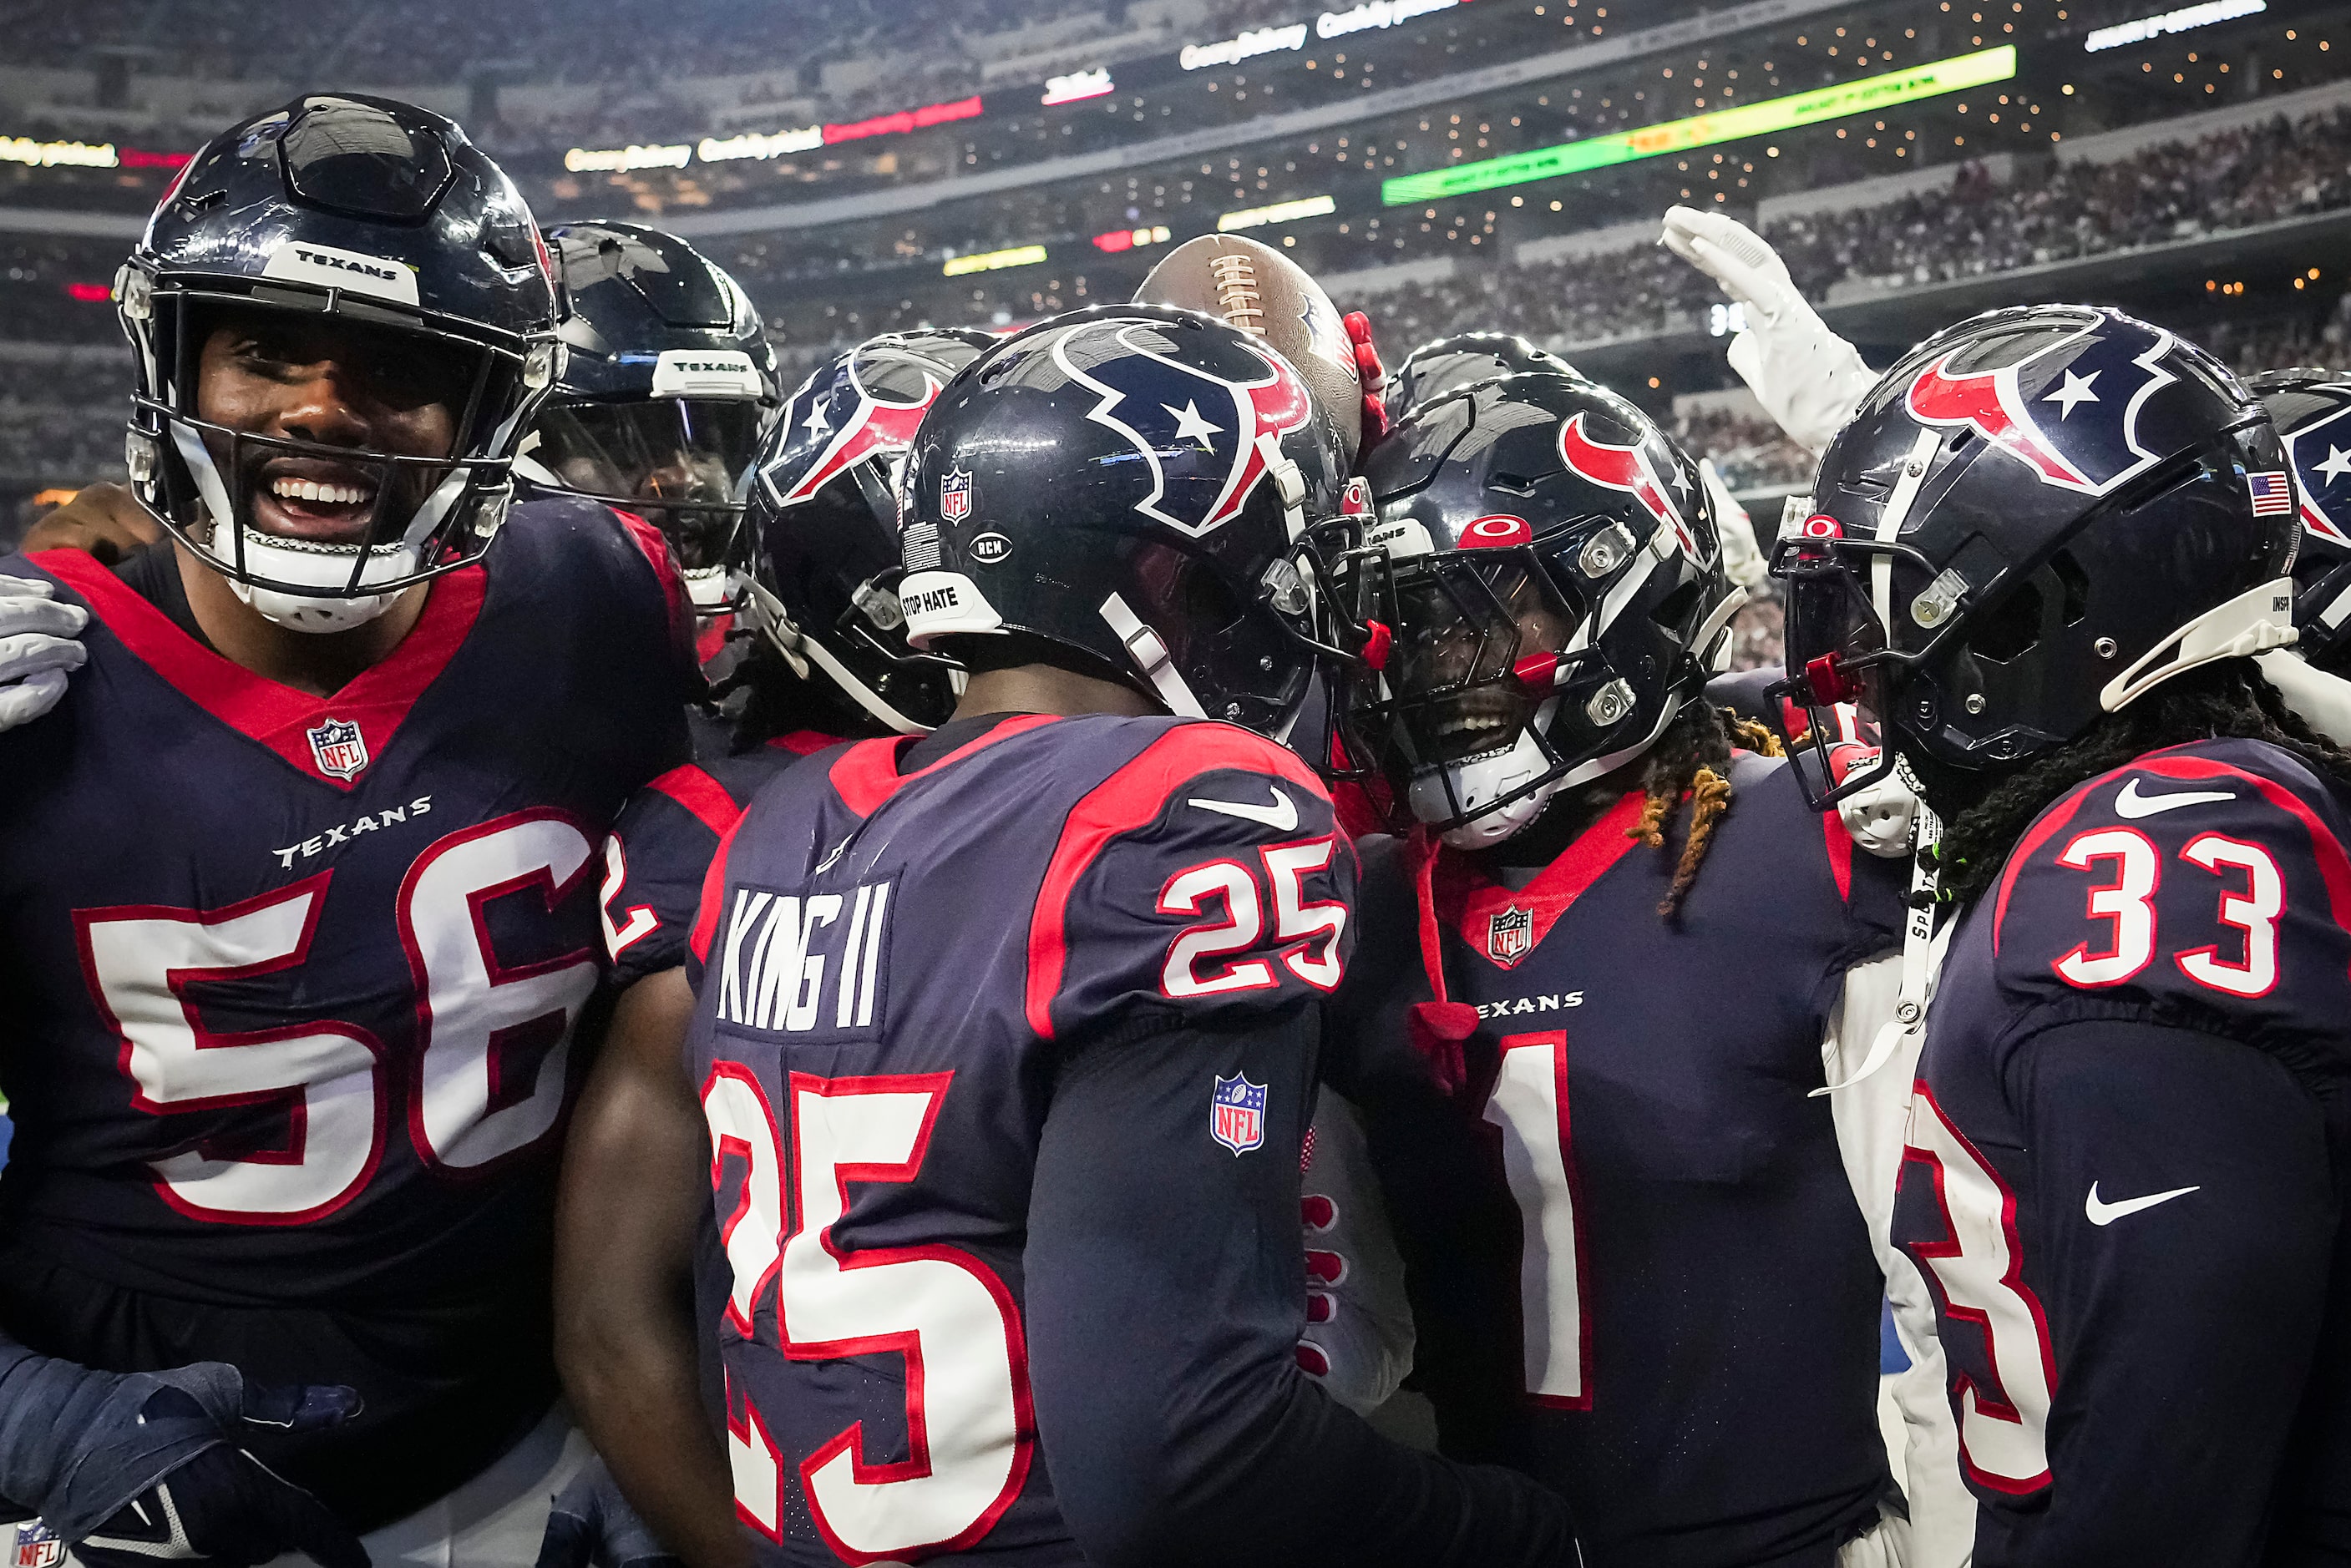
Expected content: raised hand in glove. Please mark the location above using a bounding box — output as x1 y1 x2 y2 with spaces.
0 1348 366 1568
1659 205 1877 454
0 576 89 733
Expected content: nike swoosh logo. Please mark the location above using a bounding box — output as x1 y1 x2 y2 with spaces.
2114 777 2235 818
1188 786 1299 832
2085 1181 2201 1226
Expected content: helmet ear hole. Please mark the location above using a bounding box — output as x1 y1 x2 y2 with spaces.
2050 549 2091 625
1968 580 2044 665
1653 578 1703 634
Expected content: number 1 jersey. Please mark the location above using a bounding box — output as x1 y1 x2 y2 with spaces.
0 498 691 1526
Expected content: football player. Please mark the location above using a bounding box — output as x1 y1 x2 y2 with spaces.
673 304 1576 1564
1776 304 2348 1562
1322 370 1973 1567
519 220 781 691
0 94 692 1568
553 327 985 1566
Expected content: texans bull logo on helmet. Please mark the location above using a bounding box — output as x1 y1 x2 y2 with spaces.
771 355 944 507
1904 311 2179 497
2273 378 2351 547
1055 319 1313 538
1557 412 1699 560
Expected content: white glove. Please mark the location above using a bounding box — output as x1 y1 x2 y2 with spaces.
0 576 89 732
1659 206 1879 455
2257 648 2351 748
1698 458 1767 589
1835 750 1922 860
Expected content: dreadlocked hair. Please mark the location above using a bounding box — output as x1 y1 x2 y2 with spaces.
1935 658 2351 906
1624 703 1783 920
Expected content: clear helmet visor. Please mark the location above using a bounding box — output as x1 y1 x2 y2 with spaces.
529 397 766 570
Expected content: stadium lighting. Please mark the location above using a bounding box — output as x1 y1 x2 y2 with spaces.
1218 195 1340 230
943 245 1049 276
2083 0 2263 53
565 143 692 173
1181 23 1309 70
1318 0 1462 41
1093 225 1173 252
1043 68 1115 106
0 137 119 169
1382 45 2017 205
826 96 983 144
700 126 823 163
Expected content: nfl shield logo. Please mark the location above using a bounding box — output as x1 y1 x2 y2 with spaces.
1487 905 1533 967
1209 1072 1267 1156
940 467 973 523
13 1523 64 1568
307 716 369 781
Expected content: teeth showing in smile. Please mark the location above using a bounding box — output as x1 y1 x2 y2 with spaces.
270 477 374 507
1437 714 1512 740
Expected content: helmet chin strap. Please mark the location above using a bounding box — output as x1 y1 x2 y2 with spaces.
1099 590 1208 719
171 422 418 635
742 577 929 735
1816 755 1946 1096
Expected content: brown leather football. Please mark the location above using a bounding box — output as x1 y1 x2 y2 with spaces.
1133 234 1363 458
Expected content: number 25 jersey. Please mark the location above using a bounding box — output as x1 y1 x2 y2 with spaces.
0 497 691 1525
683 713 1353 1565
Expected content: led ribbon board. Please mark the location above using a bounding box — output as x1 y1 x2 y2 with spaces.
1382 45 2017 205
943 245 1049 276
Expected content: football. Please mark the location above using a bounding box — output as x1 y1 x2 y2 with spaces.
1133 233 1364 458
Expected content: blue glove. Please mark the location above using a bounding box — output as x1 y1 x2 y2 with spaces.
535 1457 680 1568
0 1348 366 1568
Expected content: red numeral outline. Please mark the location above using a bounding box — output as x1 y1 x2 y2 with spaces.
1899 1084 2055 1495
1157 859 1279 999
2175 832 2284 999
2051 827 2159 988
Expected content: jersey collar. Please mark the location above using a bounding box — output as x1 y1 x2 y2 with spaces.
34 548 485 793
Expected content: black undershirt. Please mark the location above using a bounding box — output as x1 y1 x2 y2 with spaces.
899 709 1026 774
112 540 215 651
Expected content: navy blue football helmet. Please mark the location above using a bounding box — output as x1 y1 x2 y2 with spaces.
1337 372 1737 846
1773 306 2295 808
1386 331 1585 422
896 305 1355 739
739 327 991 733
2248 367 2351 674
118 94 560 633
524 220 781 617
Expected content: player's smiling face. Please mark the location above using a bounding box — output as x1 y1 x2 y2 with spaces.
1396 557 1577 760
194 305 469 545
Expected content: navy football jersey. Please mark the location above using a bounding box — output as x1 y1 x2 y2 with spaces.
684 713 1575 1565
601 731 842 988
1330 753 1910 1568
1893 737 2351 1565
0 497 692 1527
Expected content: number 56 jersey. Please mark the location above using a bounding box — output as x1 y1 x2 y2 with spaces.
0 498 691 1526
682 712 1353 1565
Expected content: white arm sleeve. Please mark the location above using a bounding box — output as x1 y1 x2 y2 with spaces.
1297 1091 1416 1415
2257 648 2351 749
1824 954 1975 1568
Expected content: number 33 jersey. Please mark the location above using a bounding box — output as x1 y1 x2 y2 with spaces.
1895 736 2351 1565
682 713 1353 1565
0 497 691 1525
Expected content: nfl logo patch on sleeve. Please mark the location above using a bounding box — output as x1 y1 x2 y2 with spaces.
9 1522 63 1568
1210 1072 1267 1155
